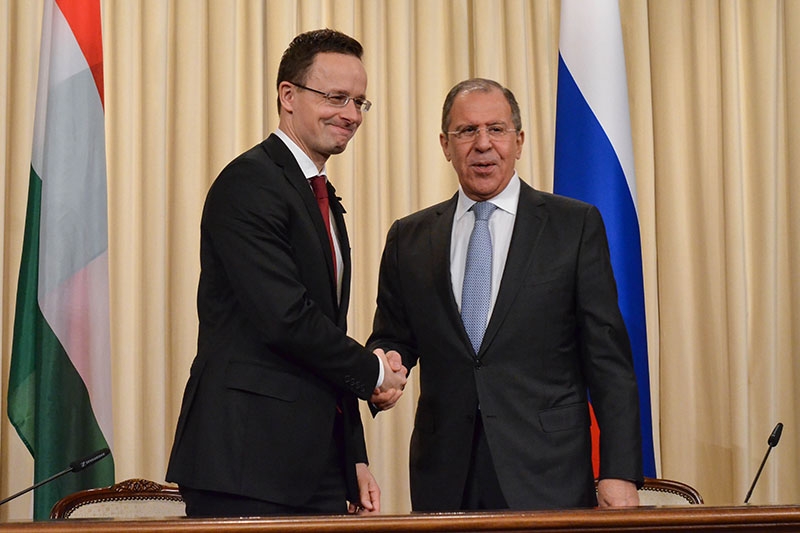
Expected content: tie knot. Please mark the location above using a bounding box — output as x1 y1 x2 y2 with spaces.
310 175 328 200
472 201 497 221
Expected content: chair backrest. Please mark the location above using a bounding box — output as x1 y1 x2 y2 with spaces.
595 477 703 506
50 478 185 519
637 477 704 505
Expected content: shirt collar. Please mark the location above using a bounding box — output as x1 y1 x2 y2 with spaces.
455 172 521 222
274 128 327 180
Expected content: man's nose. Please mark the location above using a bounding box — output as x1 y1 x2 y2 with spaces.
340 99 362 122
473 129 493 149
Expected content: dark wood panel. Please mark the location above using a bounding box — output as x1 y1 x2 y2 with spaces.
2 505 800 532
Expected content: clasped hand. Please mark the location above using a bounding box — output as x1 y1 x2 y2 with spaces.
370 348 407 410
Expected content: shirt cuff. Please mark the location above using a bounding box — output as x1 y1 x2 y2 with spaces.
374 353 385 389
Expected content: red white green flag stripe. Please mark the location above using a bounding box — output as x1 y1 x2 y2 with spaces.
8 0 114 519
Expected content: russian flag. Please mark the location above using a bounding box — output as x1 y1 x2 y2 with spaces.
554 0 656 478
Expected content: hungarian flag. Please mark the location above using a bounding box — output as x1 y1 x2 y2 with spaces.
7 0 114 519
554 0 657 478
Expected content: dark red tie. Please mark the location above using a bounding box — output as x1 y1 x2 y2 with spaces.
309 175 336 279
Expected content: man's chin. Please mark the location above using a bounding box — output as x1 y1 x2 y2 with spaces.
327 144 347 155
329 137 353 153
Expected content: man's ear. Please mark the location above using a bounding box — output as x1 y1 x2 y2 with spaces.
440 132 452 161
515 130 525 159
278 81 295 113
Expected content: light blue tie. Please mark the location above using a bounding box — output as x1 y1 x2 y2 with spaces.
461 201 498 354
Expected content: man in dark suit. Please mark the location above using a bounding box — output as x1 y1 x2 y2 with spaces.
167 29 406 517
368 78 643 511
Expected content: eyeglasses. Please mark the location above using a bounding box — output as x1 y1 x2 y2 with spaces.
291 82 372 112
446 125 519 142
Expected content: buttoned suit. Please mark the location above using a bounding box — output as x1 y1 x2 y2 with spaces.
369 180 643 510
167 134 379 506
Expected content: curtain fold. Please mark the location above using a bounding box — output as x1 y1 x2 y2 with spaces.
1 0 798 518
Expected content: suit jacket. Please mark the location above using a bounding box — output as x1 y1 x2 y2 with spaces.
368 180 643 511
167 134 379 506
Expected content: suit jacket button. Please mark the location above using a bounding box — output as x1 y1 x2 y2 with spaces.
474 359 482 369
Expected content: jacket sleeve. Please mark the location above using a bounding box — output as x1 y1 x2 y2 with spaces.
201 156 380 400
575 205 644 486
367 219 420 374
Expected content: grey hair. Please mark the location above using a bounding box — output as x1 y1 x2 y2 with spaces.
441 78 522 133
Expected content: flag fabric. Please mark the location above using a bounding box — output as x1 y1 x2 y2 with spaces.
7 0 114 519
554 0 657 478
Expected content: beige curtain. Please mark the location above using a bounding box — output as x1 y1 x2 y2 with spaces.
1 0 798 518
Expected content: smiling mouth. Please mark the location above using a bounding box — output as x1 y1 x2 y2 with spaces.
471 162 497 172
330 122 356 133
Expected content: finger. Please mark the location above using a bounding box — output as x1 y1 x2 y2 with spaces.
359 489 374 512
374 393 400 410
364 486 380 513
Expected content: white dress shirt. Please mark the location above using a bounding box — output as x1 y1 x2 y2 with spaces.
450 173 521 322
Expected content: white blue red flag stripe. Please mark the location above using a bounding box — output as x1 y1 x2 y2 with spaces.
554 0 656 477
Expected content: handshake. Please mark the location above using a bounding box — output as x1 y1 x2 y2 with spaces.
370 348 407 411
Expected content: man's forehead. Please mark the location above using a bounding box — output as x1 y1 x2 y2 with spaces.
305 53 366 87
450 91 512 122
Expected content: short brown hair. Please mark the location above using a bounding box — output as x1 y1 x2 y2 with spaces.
276 29 364 113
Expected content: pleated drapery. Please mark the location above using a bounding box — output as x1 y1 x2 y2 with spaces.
1 0 798 518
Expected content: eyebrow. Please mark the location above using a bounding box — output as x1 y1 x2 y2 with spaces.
455 121 509 128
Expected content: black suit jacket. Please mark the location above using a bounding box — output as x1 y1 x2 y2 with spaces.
167 134 379 506
369 180 643 511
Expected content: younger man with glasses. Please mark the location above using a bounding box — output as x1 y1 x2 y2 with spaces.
369 78 643 511
167 28 406 517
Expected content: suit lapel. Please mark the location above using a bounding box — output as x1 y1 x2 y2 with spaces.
431 195 477 357
329 182 351 326
479 182 547 357
262 135 341 308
